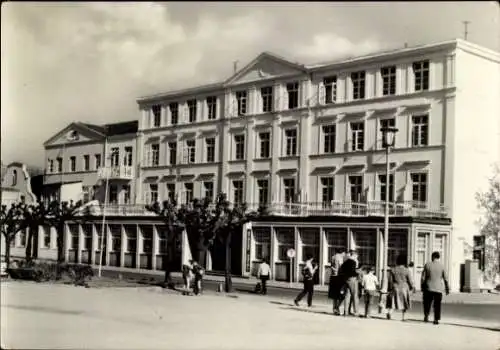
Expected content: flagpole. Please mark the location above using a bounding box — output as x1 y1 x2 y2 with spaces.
98 137 109 278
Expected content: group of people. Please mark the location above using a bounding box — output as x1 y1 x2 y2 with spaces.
181 259 205 295
292 249 450 324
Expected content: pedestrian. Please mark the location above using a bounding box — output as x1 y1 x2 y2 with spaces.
362 266 379 318
192 261 205 296
331 248 346 276
257 258 271 295
339 250 360 317
386 254 414 321
294 255 317 308
328 258 346 315
182 260 194 294
421 251 450 325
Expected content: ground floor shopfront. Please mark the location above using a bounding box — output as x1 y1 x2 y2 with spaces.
241 216 453 290
5 215 453 291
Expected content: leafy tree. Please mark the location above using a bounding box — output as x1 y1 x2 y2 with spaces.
146 200 185 288
1 201 28 268
476 165 500 282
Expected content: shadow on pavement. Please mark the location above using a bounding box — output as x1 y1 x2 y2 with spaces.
3 304 83 316
404 317 500 332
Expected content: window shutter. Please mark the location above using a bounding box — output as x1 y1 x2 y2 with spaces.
319 83 326 105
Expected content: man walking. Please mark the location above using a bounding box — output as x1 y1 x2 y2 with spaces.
294 255 317 307
339 250 360 316
421 251 450 325
257 258 271 295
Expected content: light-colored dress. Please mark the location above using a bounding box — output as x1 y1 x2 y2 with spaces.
387 265 414 311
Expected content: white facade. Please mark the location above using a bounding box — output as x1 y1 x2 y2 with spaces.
135 39 500 291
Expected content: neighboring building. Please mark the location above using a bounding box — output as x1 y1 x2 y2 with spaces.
10 39 496 292
1 162 37 207
42 121 140 211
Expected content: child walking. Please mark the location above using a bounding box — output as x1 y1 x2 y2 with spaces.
362 266 379 318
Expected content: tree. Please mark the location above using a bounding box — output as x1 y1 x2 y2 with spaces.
146 200 185 288
22 201 48 262
1 201 28 268
476 165 500 282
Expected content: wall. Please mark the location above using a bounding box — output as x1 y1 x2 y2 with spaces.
450 43 500 291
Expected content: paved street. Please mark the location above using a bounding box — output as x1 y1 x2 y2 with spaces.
2 281 499 350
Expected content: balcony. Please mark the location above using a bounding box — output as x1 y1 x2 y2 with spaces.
75 203 156 217
97 166 134 180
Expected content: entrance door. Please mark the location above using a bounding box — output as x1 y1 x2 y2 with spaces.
415 232 430 290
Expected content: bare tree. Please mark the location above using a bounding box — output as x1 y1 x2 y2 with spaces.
1 201 28 268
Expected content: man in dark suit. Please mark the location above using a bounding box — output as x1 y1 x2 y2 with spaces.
421 251 450 325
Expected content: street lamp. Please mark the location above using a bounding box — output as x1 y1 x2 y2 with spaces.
379 126 398 314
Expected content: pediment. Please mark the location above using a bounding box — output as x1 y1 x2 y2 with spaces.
44 123 105 147
224 52 307 86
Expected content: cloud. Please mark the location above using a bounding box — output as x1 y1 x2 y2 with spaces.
1 2 498 168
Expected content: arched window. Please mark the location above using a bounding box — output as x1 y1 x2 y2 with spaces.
12 170 18 186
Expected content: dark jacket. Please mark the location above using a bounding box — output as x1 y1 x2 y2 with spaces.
339 258 358 279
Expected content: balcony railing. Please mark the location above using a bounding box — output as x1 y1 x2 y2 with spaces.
97 166 134 180
75 204 155 216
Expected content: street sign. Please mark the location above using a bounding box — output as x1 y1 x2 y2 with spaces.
287 248 296 259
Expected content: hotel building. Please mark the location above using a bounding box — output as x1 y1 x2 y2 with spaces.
14 39 498 291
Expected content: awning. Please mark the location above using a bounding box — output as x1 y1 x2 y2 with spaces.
310 166 337 176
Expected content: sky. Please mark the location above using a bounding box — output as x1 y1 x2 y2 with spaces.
1 1 499 168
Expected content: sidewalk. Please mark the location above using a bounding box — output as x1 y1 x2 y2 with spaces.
96 266 500 305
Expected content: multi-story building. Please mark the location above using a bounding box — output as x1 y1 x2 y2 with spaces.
9 39 495 292
135 39 499 291
42 120 140 211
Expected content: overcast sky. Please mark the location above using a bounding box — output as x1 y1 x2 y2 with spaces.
2 1 499 168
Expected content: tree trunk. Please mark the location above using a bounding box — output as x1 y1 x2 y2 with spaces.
163 240 175 288
5 236 12 269
224 233 232 293
25 226 35 262
56 223 65 264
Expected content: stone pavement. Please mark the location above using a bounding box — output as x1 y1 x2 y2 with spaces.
2 281 499 350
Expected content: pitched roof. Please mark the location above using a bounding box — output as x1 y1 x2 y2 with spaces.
104 120 138 136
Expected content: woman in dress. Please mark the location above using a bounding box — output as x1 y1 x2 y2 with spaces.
386 254 414 321
328 258 345 315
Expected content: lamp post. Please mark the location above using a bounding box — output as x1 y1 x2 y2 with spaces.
379 126 398 314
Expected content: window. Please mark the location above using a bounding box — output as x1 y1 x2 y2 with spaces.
353 229 376 267
416 233 429 268
261 86 274 113
184 183 194 204
324 76 337 104
283 178 296 203
236 91 247 116
48 159 54 173
19 229 26 247
166 183 176 203
69 156 76 172
149 184 158 204
126 230 137 253
111 229 121 252
412 115 428 147
124 147 133 166
82 227 92 251
151 144 160 166
351 71 365 100
378 174 394 202
349 175 363 202
109 185 118 204
321 177 334 206
205 138 215 163
157 228 167 254
254 228 271 261
322 125 336 153
168 142 177 165
350 122 364 151
169 102 179 125
286 82 299 109
152 105 161 127
259 132 270 158
94 154 101 170
185 140 196 164
326 229 348 262
123 185 131 204
188 99 197 122
83 155 90 171
204 181 214 201
257 179 269 205
82 186 91 203
141 227 153 254
411 173 427 204
234 134 245 160
381 66 396 96
285 128 297 156
388 230 408 267
300 229 319 264
207 96 217 120
233 180 244 205
11 170 17 186
276 228 294 261
43 226 51 248
110 147 120 167
57 157 63 172
413 60 429 91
